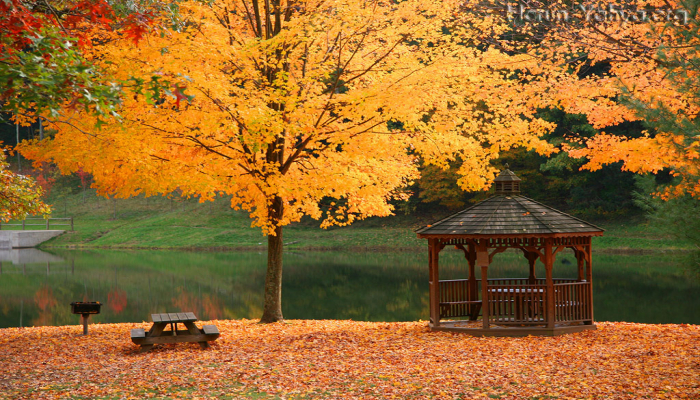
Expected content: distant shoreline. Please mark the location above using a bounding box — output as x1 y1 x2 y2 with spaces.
38 243 697 254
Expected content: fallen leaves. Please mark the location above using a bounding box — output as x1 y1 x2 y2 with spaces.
0 320 698 399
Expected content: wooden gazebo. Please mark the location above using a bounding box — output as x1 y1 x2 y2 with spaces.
416 166 604 336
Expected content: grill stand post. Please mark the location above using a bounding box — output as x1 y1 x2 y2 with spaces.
81 314 90 335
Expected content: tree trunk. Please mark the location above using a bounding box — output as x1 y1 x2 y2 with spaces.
260 196 284 323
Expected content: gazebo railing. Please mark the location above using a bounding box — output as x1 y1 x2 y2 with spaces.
553 281 592 323
488 283 546 324
438 278 591 325
439 279 478 319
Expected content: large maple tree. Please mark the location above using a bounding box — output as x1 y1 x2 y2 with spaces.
21 0 557 322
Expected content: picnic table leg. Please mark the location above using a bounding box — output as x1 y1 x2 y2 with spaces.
139 344 154 353
140 322 167 352
148 322 167 336
184 321 209 349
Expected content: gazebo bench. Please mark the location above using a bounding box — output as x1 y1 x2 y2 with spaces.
439 300 483 320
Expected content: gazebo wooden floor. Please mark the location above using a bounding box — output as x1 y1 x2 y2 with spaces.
430 320 596 337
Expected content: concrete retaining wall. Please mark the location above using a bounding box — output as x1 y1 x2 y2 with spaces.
0 230 65 249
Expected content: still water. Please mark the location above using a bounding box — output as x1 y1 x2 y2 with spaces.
0 248 698 328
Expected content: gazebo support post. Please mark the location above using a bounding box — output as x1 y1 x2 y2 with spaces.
481 265 489 329
585 241 594 325
576 248 585 282
526 252 537 285
544 238 555 329
467 242 479 320
477 241 490 330
428 239 440 327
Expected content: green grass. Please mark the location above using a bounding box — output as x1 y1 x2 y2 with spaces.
592 220 697 251
4 190 696 251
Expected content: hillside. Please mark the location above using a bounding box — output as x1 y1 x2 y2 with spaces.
5 190 693 252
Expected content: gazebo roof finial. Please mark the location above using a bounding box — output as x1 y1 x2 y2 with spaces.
494 164 521 195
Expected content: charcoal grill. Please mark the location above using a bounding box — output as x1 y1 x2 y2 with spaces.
70 301 101 335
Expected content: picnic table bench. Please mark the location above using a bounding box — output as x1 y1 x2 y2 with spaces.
130 312 219 352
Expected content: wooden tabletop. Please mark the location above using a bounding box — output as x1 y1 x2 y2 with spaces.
151 312 197 323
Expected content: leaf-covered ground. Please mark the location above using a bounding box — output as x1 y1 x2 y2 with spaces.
0 320 697 399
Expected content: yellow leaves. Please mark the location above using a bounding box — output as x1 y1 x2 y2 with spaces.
566 130 700 198
18 0 566 233
516 0 700 199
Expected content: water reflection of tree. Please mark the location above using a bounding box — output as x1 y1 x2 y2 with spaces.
2 250 697 328
682 251 700 282
33 284 57 326
386 281 419 313
172 288 223 320
108 288 127 314
282 262 429 322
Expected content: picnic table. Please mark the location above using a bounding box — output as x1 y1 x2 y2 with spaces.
130 312 219 352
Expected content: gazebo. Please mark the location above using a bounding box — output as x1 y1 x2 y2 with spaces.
416 166 604 336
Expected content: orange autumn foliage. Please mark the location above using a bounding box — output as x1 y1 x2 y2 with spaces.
501 0 700 197
0 320 697 399
19 0 558 322
0 148 50 222
566 132 700 198
21 1 556 229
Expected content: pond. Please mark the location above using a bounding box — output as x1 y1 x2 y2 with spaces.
0 248 698 328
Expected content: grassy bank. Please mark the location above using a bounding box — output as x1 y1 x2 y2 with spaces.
0 320 697 399
34 192 425 250
4 190 696 251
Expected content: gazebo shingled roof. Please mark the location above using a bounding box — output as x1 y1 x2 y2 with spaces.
415 196 604 236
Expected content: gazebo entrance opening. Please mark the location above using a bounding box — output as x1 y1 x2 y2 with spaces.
417 167 603 336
